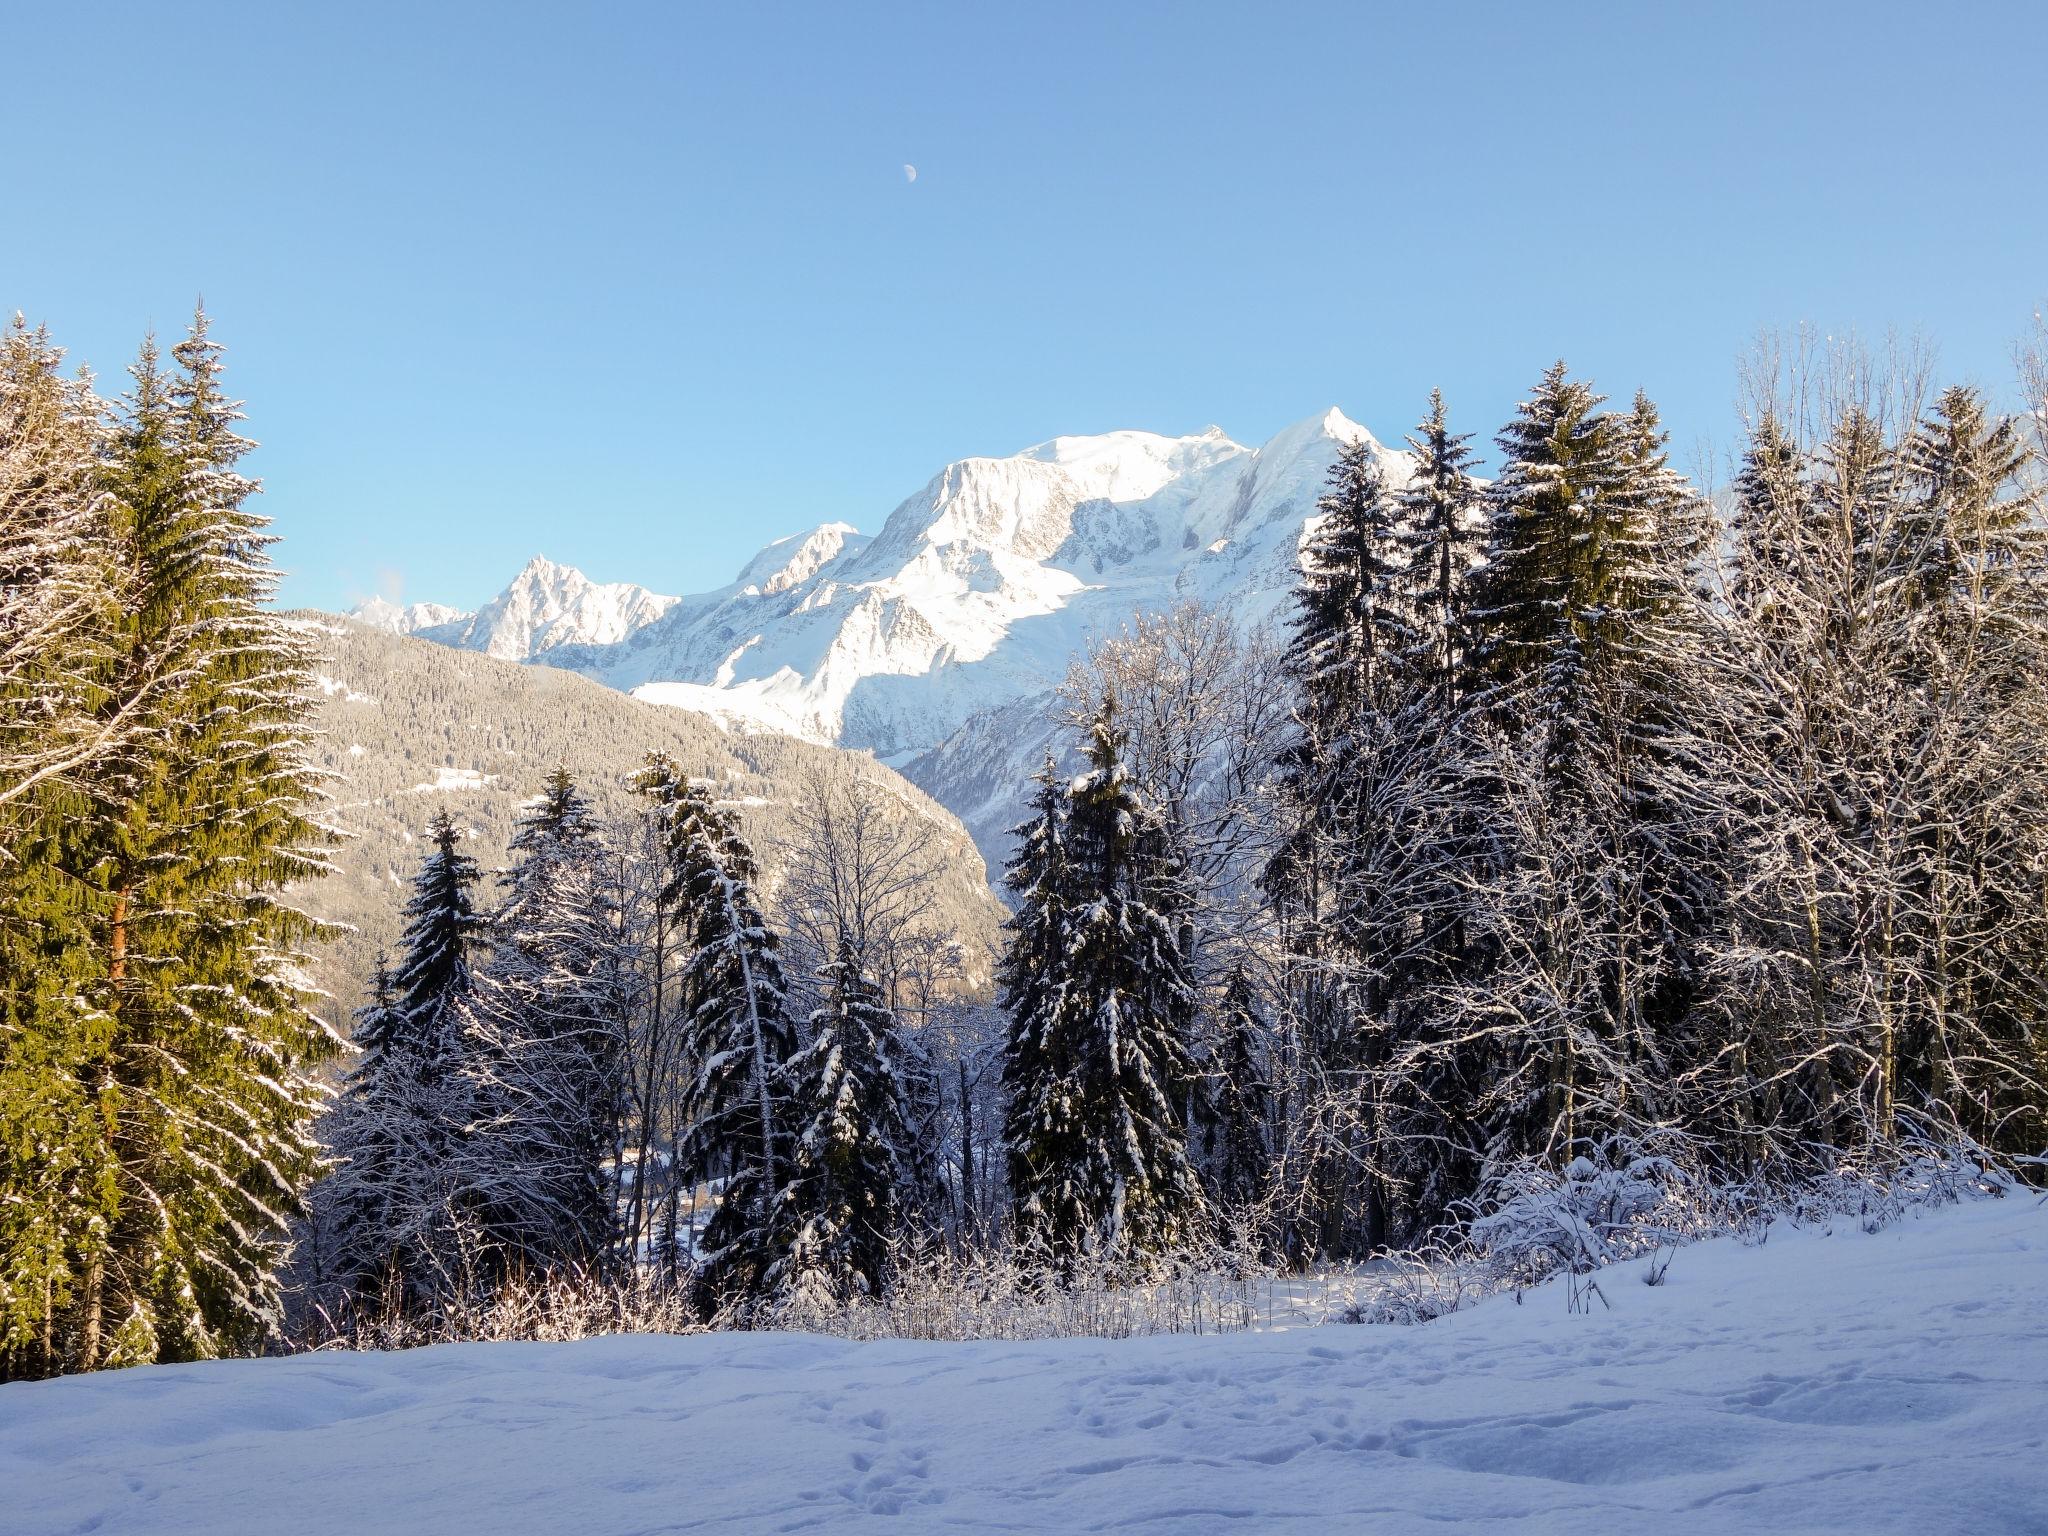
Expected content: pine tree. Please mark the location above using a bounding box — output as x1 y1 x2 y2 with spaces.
0 314 117 812
1394 388 1483 709
389 810 487 1077
1456 366 1719 1162
1268 431 1410 1085
0 317 122 1381
1002 703 1204 1267
1292 435 1410 740
458 770 625 1277
29 311 340 1372
636 756 794 1308
324 811 484 1300
776 942 911 1305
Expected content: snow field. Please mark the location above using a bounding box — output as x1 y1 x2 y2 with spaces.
4 1196 2042 1535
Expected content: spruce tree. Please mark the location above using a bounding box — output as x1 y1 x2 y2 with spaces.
2 312 343 1374
0 318 122 1381
1002 703 1204 1267
1394 388 1483 709
1207 965 1271 1213
777 942 911 1305
325 811 484 1299
1456 365 1718 1162
636 756 794 1307
459 770 625 1276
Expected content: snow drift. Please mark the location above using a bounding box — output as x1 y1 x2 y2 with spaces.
5 1193 2042 1534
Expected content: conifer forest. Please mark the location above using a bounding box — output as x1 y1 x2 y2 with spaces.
6 310 2047 1384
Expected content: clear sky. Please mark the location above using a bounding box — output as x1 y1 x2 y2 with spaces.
7 1 2044 613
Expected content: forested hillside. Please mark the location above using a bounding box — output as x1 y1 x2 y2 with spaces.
292 617 1005 1022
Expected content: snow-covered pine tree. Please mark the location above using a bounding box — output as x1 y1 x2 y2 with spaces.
1265 423 1462 1252
1267 434 1401 1090
995 756 1074 1242
1394 388 1484 710
776 942 912 1306
22 312 344 1374
458 769 626 1278
635 755 794 1308
0 315 116 813
1455 365 1720 1164
0 317 124 1382
325 810 485 1301
1002 704 1204 1267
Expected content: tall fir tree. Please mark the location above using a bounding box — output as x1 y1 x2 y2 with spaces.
636 755 795 1308
776 942 912 1305
1455 365 1720 1162
0 317 122 1380
324 810 484 1300
1002 702 1204 1267
1394 388 1484 709
13 311 340 1374
459 770 625 1277
1206 964 1272 1214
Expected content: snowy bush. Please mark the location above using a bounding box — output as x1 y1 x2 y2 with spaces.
1774 1128 2024 1237
1467 1137 1716 1283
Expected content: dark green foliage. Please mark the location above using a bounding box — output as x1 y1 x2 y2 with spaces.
777 943 912 1303
1 313 338 1379
1002 703 1204 1267
460 769 625 1276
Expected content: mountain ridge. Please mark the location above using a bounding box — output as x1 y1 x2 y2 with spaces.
349 407 1400 864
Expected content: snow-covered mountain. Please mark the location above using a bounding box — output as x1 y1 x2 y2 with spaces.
345 596 469 636
379 408 1406 864
348 557 679 662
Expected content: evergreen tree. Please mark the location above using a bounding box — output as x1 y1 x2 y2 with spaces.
14 311 340 1373
325 811 484 1299
389 810 487 1074
1394 388 1483 708
1002 702 1204 1266
636 756 794 1307
459 770 625 1276
1292 435 1410 740
0 317 122 1381
1207 965 1271 1213
1455 366 1719 1162
776 942 911 1305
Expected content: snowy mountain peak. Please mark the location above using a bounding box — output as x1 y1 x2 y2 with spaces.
734 521 868 596
1258 406 1382 465
424 559 681 662
1018 427 1250 505
345 595 472 635
381 407 1412 861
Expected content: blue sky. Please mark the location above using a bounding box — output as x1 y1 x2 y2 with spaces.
7 1 2043 612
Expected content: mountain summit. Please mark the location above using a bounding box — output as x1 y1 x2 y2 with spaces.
370 408 1403 858
349 556 678 661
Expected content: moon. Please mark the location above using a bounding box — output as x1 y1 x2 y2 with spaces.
903 163 918 183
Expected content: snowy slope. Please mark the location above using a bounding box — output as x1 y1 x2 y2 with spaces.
382 409 1403 861
7 1196 2043 1535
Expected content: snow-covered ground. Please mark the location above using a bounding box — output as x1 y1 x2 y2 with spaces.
6 1198 2043 1535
